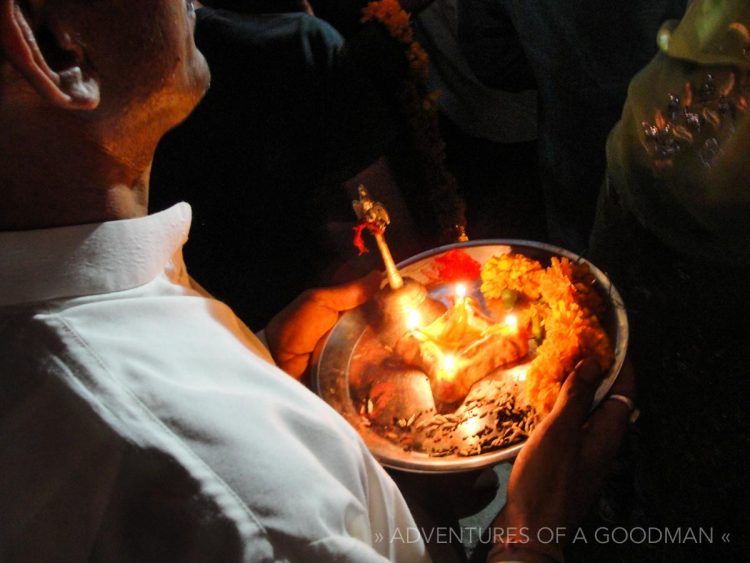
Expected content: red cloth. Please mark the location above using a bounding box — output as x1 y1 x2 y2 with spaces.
352 220 384 255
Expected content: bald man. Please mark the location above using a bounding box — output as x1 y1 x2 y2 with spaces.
0 1 632 561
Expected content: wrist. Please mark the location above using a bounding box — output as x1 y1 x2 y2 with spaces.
489 506 565 563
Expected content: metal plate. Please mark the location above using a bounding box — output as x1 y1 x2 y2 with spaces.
313 240 628 473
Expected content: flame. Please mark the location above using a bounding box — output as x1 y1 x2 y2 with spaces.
406 308 422 331
455 283 467 300
443 354 456 375
504 314 519 333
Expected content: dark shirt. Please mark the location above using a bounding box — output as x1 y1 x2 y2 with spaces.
151 9 395 329
586 180 750 563
458 0 689 250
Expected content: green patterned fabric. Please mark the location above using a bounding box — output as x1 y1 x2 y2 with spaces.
607 0 750 265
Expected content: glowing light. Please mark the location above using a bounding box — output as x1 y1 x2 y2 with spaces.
405 308 422 330
455 283 466 300
463 415 481 436
504 314 519 333
442 354 457 375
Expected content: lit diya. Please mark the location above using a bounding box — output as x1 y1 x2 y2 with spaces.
313 188 628 472
393 283 528 406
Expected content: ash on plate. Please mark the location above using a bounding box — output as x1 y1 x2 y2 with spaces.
359 377 537 457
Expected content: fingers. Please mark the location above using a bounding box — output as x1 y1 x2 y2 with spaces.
313 271 382 312
581 401 630 469
548 359 603 430
606 358 636 400
265 272 383 380
584 360 636 441
581 360 636 465
276 354 309 380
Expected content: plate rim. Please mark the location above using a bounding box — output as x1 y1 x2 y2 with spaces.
314 239 629 473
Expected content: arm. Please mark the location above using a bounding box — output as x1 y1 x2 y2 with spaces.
488 360 635 562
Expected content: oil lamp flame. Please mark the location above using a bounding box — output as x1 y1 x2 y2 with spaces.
455 283 467 299
405 308 422 331
504 313 519 333
442 354 457 375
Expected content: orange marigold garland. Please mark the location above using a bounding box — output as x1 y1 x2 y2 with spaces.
361 0 467 243
480 254 615 415
362 0 413 42
481 254 545 301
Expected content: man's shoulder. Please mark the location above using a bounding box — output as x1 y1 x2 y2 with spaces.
0 306 274 561
0 306 75 383
0 298 416 561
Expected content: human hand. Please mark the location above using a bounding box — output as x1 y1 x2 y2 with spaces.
265 272 382 379
488 360 636 562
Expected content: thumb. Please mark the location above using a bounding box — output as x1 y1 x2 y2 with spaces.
548 359 602 430
314 271 382 312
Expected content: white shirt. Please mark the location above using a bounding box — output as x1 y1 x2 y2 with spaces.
0 203 428 562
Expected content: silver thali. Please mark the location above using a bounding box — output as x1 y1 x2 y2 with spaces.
312 240 629 473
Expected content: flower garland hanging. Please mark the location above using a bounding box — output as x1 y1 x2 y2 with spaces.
361 0 468 243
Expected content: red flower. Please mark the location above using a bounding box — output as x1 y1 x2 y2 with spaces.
434 249 481 282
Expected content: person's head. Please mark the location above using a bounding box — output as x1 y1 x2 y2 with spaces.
0 0 210 227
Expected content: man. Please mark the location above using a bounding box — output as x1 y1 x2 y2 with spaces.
0 0 633 560
0 0 423 559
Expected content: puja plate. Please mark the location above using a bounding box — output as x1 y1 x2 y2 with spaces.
312 240 628 473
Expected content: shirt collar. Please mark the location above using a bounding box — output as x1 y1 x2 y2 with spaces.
0 202 192 306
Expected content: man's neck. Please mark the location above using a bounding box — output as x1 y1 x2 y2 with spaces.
0 107 152 231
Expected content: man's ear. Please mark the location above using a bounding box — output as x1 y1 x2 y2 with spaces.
0 0 99 110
